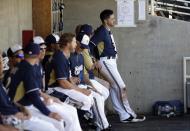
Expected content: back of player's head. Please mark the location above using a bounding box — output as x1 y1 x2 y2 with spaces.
79 24 93 36
59 33 75 48
75 24 82 36
100 9 114 23
24 43 40 58
45 34 60 46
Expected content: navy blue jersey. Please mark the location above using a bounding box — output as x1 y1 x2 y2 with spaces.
8 60 50 116
34 63 45 91
90 25 117 59
0 82 19 115
47 50 70 87
69 52 85 84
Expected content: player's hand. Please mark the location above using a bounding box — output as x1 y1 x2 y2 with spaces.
44 97 54 105
20 107 32 119
52 97 62 104
14 112 29 120
15 103 32 119
70 77 81 85
94 61 102 70
49 112 63 121
121 88 127 99
81 89 91 96
0 125 19 131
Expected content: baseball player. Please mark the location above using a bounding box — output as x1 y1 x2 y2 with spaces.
89 9 146 123
8 43 82 131
69 46 110 130
77 24 110 101
43 33 60 69
3 44 24 89
33 36 83 131
46 33 94 112
0 50 59 131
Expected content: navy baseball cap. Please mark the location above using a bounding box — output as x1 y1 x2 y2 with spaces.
80 24 93 36
24 43 40 56
45 34 60 45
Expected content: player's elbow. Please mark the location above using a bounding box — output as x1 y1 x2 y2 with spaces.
57 79 72 89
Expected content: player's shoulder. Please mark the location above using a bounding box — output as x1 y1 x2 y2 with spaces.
15 60 31 74
95 25 106 34
52 50 67 65
53 50 65 60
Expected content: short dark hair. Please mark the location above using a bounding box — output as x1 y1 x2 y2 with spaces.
59 33 75 48
100 9 114 23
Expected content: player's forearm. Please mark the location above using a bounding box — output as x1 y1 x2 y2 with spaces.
58 79 77 90
83 74 94 87
27 91 51 116
58 79 86 93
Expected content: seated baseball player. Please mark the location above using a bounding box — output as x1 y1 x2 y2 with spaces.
33 36 83 131
0 50 59 131
77 24 110 101
33 35 68 102
46 33 94 111
7 43 82 131
69 34 111 130
3 44 24 89
42 34 60 69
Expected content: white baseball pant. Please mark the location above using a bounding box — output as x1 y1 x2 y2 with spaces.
47 102 82 131
89 79 109 100
22 116 59 131
99 58 137 121
78 84 109 129
54 87 94 111
26 105 65 131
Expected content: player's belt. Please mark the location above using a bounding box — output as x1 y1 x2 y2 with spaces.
100 56 116 60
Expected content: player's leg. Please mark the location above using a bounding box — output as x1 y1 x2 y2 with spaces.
54 87 94 111
22 116 59 131
26 105 65 131
99 59 136 119
90 79 110 100
91 91 109 130
47 102 82 131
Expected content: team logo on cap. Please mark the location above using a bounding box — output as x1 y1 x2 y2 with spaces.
29 51 32 55
81 35 90 45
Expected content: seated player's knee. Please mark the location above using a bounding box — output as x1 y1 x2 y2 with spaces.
82 96 93 110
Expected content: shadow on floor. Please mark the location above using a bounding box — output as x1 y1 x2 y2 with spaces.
108 115 190 131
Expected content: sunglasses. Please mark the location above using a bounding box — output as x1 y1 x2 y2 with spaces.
15 54 24 59
40 47 47 51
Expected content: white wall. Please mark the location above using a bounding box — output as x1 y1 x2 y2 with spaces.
0 0 32 51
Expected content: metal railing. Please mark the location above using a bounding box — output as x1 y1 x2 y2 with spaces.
150 0 190 21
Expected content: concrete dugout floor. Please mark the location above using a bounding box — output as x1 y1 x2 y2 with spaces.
107 115 190 131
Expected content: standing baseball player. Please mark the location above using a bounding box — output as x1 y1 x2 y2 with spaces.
89 9 146 123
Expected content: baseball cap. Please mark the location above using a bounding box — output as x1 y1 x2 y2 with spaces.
76 33 90 49
24 43 40 56
80 24 93 36
7 44 23 57
45 34 60 45
33 36 46 49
